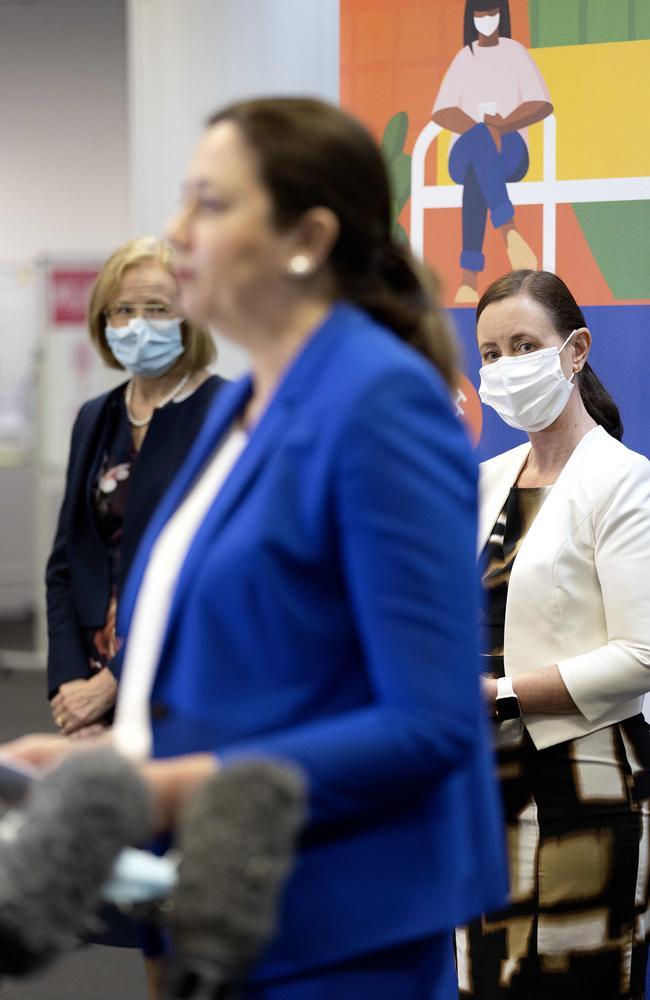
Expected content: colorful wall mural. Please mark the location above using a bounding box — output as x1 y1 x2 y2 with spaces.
341 0 650 461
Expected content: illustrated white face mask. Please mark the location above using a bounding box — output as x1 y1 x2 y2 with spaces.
478 332 576 433
474 12 500 37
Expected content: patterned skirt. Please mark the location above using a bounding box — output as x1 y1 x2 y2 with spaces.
457 714 650 999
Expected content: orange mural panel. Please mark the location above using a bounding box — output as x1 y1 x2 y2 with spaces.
396 7 444 60
356 9 394 61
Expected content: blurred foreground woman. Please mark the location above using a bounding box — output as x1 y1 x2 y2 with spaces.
13 99 506 998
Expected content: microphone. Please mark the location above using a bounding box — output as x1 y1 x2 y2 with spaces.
165 758 307 1000
0 748 152 976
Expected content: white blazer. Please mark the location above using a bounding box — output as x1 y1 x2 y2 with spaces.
479 425 650 750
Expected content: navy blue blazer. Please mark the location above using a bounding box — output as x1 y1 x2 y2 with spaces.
118 304 507 980
46 375 225 698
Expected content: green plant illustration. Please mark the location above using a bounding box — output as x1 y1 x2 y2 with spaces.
381 111 412 245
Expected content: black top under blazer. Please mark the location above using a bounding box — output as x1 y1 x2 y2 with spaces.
45 375 225 698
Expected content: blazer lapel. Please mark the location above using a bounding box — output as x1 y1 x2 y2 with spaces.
507 425 603 569
147 299 351 526
117 376 252 634
76 389 122 520
477 444 530 554
153 376 253 518
163 392 296 632
160 306 359 634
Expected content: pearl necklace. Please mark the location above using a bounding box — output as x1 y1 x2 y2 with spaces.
124 372 192 428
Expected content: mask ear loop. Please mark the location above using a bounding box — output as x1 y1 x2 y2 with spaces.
559 329 578 382
559 329 577 353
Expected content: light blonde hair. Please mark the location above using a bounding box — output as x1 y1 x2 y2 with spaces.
88 235 216 374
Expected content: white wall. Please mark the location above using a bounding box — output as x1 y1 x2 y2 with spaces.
0 0 129 621
128 0 340 376
128 0 340 238
0 0 129 264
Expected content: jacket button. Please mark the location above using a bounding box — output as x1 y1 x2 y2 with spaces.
150 702 169 720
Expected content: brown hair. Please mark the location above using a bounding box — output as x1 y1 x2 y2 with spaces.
476 270 622 440
206 98 458 388
88 235 216 375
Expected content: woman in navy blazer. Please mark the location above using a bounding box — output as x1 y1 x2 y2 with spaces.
15 100 506 997
46 236 225 735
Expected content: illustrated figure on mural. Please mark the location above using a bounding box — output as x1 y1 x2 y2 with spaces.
432 0 553 304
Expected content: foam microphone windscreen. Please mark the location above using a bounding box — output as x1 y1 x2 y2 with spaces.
0 748 152 975
167 758 307 997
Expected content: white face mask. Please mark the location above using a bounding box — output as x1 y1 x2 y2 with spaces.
478 332 576 433
473 12 500 37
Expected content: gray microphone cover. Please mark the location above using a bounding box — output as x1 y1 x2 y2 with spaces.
168 758 307 986
0 748 152 975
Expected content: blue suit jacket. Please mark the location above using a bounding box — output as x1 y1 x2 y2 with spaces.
118 304 507 980
46 376 224 698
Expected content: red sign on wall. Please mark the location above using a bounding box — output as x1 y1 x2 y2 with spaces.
49 268 100 325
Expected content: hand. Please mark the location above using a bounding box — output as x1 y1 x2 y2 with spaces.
50 669 118 735
484 113 504 153
69 723 109 740
0 730 110 771
2 735 217 833
481 676 498 716
140 754 219 832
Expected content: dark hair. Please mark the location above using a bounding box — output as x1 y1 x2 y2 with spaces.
464 0 511 49
206 97 458 389
476 270 623 440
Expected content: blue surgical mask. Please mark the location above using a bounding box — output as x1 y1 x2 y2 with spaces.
104 316 185 376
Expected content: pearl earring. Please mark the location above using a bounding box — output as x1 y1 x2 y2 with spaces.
288 254 312 277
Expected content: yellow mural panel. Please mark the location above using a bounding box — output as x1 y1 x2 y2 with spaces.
435 130 451 185
525 117 544 183
533 40 650 180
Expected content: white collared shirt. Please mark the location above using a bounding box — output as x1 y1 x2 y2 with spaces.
112 425 248 761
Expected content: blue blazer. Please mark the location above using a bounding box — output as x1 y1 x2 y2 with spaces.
118 304 507 980
46 376 224 698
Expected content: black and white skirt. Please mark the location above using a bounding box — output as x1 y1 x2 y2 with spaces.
457 714 650 999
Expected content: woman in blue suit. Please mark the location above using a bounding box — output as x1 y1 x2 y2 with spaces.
12 99 506 997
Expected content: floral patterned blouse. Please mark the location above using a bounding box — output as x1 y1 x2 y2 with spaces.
89 402 139 672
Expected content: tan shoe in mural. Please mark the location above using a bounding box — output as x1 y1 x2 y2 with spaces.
506 229 538 271
454 284 480 304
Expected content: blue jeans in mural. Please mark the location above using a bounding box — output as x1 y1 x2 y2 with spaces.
449 123 529 272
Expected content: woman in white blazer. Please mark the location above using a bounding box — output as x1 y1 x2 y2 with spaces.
456 269 650 999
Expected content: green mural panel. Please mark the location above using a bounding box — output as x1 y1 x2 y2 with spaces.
633 0 650 39
574 202 650 300
530 0 650 45
528 0 538 48
585 0 629 43
529 0 581 47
